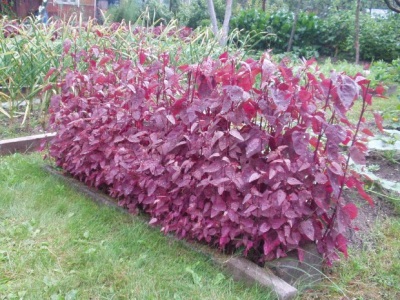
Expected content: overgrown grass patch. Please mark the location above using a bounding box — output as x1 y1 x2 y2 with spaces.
302 217 400 299
0 153 274 300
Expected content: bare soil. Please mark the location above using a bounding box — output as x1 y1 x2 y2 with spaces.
347 154 400 250
367 152 400 183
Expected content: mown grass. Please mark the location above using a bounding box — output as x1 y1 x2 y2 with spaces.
0 151 399 300
0 153 274 300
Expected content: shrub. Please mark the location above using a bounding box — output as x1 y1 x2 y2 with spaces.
371 58 400 84
359 14 400 62
232 10 400 62
107 0 142 23
317 11 354 59
230 9 272 50
48 42 381 264
107 0 173 25
177 0 225 29
231 10 321 57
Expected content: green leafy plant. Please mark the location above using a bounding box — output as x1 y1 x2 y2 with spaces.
359 14 400 62
231 9 321 58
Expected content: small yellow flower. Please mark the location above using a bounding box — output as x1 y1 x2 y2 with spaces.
392 118 399 122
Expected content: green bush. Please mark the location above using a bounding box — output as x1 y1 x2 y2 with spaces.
359 14 400 62
107 0 141 23
107 0 173 25
232 9 400 62
231 9 321 57
230 9 272 50
317 11 354 59
177 0 225 29
371 59 400 84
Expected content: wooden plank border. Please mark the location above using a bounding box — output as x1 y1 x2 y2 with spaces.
0 132 56 156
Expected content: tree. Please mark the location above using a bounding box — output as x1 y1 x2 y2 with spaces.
206 0 233 46
287 0 302 52
384 0 400 13
355 0 361 63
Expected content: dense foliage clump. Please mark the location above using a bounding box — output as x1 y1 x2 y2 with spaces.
231 9 400 62
48 40 381 264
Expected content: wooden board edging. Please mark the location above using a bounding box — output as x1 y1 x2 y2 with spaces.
0 132 56 156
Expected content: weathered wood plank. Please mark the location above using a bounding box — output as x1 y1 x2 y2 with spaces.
0 132 56 156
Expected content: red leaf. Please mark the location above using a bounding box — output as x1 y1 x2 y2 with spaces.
364 93 373 105
210 177 230 186
63 39 71 54
373 112 384 133
171 98 186 115
242 100 258 119
357 185 374 206
343 203 358 220
336 234 348 258
203 162 222 173
298 90 312 102
362 128 374 137
375 84 385 95
99 56 111 66
219 52 229 63
271 190 286 206
44 67 56 80
166 115 176 125
139 51 146 64
244 205 257 214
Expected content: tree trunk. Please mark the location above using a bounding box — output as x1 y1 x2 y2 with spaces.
384 0 400 13
262 0 267 11
220 0 233 45
207 0 219 38
206 0 233 46
355 0 361 64
287 0 301 52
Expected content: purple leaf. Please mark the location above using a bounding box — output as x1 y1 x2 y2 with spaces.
213 198 227 212
292 131 308 156
349 145 366 165
248 172 261 183
203 162 222 173
300 219 315 241
166 114 176 125
246 137 261 158
229 129 244 141
337 75 358 110
287 177 302 185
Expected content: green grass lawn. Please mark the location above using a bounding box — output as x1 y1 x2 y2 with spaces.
0 153 274 300
1 148 399 300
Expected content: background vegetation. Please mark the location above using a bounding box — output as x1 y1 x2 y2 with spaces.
105 0 400 62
